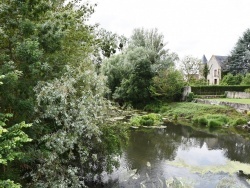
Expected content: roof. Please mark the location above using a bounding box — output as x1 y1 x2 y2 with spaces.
202 55 208 64
214 55 228 70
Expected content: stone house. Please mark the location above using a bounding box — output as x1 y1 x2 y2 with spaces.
203 55 228 85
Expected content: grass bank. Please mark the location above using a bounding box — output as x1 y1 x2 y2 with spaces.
206 98 250 104
143 102 250 128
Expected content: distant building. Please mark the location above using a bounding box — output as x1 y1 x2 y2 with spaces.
202 55 228 85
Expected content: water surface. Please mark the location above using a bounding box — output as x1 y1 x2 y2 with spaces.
101 124 250 187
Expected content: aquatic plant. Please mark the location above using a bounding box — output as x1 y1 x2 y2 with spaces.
130 113 162 127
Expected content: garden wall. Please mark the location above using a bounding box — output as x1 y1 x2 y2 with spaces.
195 99 250 113
226 91 250 99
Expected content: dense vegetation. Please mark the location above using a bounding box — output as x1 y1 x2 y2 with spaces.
0 0 127 187
1 0 250 187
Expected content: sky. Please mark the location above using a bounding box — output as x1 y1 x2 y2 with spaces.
89 0 250 61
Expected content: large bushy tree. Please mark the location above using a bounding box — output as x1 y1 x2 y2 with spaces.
0 0 96 122
0 0 127 187
226 29 250 74
32 66 126 187
150 68 185 101
102 28 180 105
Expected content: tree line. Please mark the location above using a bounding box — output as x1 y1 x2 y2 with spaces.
1 0 250 187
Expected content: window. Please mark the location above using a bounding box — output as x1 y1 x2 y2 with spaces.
214 70 217 77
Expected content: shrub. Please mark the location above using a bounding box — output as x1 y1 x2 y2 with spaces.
244 88 250 93
232 118 247 126
208 119 222 128
191 85 250 95
187 92 194 102
198 117 208 126
247 111 250 116
130 113 162 127
193 114 228 128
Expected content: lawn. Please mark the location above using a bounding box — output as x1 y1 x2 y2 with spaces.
209 98 250 104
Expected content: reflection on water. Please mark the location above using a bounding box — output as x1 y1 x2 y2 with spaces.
101 124 250 188
176 142 226 166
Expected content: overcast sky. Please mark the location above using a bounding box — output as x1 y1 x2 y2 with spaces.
89 0 250 60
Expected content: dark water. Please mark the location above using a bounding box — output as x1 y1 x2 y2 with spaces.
100 124 250 188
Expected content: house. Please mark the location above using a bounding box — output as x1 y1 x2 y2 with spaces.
203 55 228 85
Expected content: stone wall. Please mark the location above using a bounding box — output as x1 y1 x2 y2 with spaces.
182 86 191 101
195 99 250 113
226 91 250 99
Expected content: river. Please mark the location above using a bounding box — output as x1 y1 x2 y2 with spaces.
97 124 250 187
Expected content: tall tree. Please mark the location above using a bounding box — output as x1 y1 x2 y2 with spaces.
0 0 96 123
129 28 178 71
226 29 250 74
180 56 201 84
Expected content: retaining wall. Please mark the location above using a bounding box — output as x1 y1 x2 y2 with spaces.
226 91 250 99
195 99 250 113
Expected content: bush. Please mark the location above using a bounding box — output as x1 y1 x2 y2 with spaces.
187 92 194 102
191 85 250 95
150 68 185 101
244 88 250 93
208 119 222 128
220 73 243 85
130 113 162 127
232 118 247 126
198 117 208 126
193 114 228 128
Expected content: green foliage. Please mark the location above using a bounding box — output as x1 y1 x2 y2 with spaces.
226 28 250 74
191 85 250 95
130 113 162 127
220 73 243 85
102 28 179 105
198 117 208 126
241 73 250 85
0 179 21 188
32 66 126 187
112 47 153 104
150 68 185 101
95 28 127 59
208 119 222 128
187 92 194 102
0 0 97 123
244 88 250 93
129 28 178 70
190 78 208 86
0 113 32 187
193 114 228 128
231 118 247 126
203 63 210 81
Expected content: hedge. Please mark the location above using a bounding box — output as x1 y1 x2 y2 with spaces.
191 85 250 95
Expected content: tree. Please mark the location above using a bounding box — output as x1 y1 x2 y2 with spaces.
226 29 250 74
129 28 178 71
241 73 250 85
32 66 127 187
0 0 96 123
220 73 243 85
150 68 185 101
0 76 32 188
180 56 201 84
113 47 153 105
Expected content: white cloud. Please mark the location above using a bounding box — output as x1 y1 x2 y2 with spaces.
89 0 250 59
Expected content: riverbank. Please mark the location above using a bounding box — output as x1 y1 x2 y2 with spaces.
142 102 250 132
